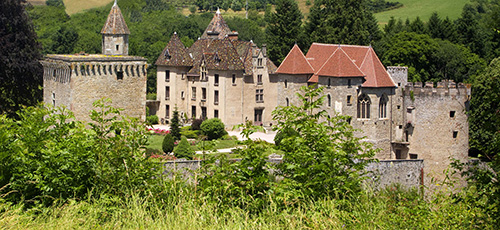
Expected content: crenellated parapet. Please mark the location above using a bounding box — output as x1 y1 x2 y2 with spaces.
404 80 470 98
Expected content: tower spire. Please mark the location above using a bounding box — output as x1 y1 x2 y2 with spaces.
114 0 117 6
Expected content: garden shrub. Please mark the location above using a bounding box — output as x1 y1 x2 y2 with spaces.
180 129 199 139
201 118 227 140
170 109 181 140
162 133 175 154
274 126 299 146
191 118 204 130
174 136 195 160
146 115 158 125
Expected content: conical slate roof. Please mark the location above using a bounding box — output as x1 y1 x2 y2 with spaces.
155 33 193 66
200 9 231 39
101 1 130 35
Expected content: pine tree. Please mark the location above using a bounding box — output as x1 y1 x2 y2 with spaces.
427 12 444 39
170 107 181 140
265 0 303 65
305 0 381 46
0 0 43 116
409 17 426 34
162 133 175 154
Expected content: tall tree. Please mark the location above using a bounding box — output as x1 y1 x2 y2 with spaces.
469 57 500 160
305 0 381 46
456 4 490 58
265 0 303 65
427 12 444 39
0 0 43 116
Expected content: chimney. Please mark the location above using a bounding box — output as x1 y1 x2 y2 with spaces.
262 44 267 57
228 31 239 40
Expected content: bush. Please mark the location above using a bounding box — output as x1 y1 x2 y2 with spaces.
170 109 181 140
174 136 195 160
201 118 227 140
146 92 157 100
180 129 200 139
162 134 175 154
274 127 299 146
191 118 204 130
146 115 158 125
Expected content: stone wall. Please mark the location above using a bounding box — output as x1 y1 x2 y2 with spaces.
161 159 425 190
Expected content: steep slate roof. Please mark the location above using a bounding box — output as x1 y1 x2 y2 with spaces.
278 43 396 88
101 1 130 35
201 9 232 40
155 33 193 66
187 38 245 76
276 44 315 75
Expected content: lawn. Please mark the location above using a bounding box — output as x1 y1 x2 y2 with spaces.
374 0 469 25
63 0 113 15
147 134 240 152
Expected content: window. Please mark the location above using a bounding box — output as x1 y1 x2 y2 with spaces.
254 109 263 125
191 106 196 118
327 78 331 88
52 92 55 106
192 87 196 100
379 94 388 119
116 71 123 80
181 91 185 99
285 79 288 88
357 94 371 119
398 82 401 87
397 105 401 110
395 149 402 159
214 90 219 105
232 74 236 85
201 64 207 81
165 105 170 118
202 88 207 101
348 79 352 88
450 111 456 118
214 74 219 86
286 98 289 106
165 70 170 82
453 131 458 138
409 154 418 159
201 107 207 119
256 89 264 103
165 86 170 100
327 94 331 107
214 109 219 118
257 58 263 66
257 74 263 84
116 44 119 51
347 95 352 105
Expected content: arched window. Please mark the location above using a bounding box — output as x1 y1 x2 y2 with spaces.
327 94 331 107
285 79 288 88
379 94 388 119
328 78 331 88
286 98 289 106
357 94 371 119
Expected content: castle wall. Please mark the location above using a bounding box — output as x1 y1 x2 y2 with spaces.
42 61 72 109
403 81 469 186
102 35 129 55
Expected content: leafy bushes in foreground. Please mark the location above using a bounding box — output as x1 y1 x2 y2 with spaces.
0 99 157 207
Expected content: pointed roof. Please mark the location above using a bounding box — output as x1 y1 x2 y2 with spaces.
276 44 314 75
316 47 365 77
360 47 396 87
201 11 232 39
101 1 130 35
155 33 193 66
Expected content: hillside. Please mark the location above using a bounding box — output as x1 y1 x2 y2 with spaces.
374 0 470 25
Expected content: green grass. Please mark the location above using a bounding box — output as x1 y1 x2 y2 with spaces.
63 0 113 15
374 0 470 25
147 135 240 152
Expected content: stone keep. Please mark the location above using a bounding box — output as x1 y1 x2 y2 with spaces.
41 2 147 122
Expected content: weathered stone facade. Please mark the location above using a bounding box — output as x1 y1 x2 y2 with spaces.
41 2 147 122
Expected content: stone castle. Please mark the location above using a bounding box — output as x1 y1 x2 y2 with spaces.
41 1 147 123
40 3 469 183
153 11 470 183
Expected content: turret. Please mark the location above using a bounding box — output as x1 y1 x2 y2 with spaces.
101 0 130 55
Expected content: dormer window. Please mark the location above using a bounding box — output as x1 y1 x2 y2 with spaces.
214 53 221 65
257 58 263 66
165 49 171 60
200 63 207 81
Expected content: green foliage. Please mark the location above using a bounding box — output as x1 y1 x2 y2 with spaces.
146 92 157 100
306 0 381 47
232 119 265 140
367 0 402 13
170 108 181 140
162 134 175 154
180 129 200 139
191 118 204 130
265 0 303 65
273 126 298 146
272 85 377 199
226 16 266 46
146 115 159 125
174 136 195 160
0 99 156 206
200 118 227 140
0 0 43 117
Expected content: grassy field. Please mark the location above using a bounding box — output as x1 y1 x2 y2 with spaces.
374 0 470 25
63 0 113 15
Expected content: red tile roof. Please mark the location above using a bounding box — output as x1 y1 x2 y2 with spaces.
278 43 396 87
316 47 364 77
101 2 130 35
276 44 314 75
